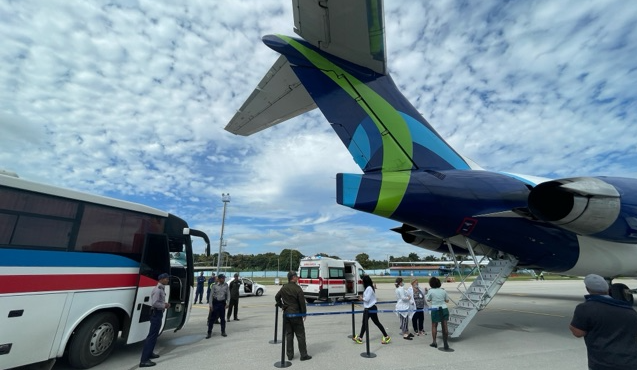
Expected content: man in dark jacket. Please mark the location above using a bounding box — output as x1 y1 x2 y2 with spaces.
570 274 637 370
227 273 241 321
275 271 311 361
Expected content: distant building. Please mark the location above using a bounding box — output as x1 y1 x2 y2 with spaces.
388 265 442 277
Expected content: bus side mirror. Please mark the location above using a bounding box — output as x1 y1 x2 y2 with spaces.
183 228 211 256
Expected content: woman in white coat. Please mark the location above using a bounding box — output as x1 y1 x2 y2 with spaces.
395 277 414 340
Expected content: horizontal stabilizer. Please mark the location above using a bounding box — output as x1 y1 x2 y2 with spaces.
292 0 386 74
225 55 317 136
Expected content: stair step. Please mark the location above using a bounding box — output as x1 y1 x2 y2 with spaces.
457 299 478 309
451 307 474 317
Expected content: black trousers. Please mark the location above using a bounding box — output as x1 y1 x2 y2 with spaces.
227 298 239 319
140 310 162 362
207 301 226 333
284 316 307 358
359 305 388 338
412 310 425 332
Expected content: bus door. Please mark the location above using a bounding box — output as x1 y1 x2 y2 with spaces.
166 236 192 332
127 233 171 344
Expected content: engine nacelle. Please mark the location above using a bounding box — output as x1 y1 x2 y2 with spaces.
528 177 620 235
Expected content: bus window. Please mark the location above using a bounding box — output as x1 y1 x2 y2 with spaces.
12 216 73 248
0 213 17 244
0 188 78 218
74 205 164 256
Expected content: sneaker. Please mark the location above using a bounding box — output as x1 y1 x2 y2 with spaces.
408 333 414 338
381 336 391 344
352 336 362 344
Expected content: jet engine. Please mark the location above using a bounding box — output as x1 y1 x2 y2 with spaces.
528 177 620 235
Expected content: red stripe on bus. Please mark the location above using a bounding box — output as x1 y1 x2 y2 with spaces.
0 273 151 294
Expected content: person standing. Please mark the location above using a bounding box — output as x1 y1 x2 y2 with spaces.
227 273 241 321
195 272 206 304
139 273 170 368
275 271 312 361
395 277 414 340
206 274 229 338
352 275 391 344
569 274 637 370
206 273 216 304
409 278 428 336
426 276 450 348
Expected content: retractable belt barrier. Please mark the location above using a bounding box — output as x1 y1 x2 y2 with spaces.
272 300 453 366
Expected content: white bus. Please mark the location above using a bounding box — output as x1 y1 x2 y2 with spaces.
0 173 210 369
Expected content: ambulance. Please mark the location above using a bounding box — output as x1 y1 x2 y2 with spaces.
297 256 366 302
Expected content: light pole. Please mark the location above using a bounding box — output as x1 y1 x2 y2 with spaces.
216 193 231 275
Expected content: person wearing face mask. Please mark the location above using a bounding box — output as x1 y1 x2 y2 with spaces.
395 277 414 340
409 278 428 336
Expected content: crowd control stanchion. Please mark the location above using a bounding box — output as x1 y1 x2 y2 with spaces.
360 308 376 358
349 302 356 338
437 307 454 352
274 312 291 368
269 305 282 344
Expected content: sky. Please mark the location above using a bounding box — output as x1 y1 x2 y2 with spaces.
1 0 636 261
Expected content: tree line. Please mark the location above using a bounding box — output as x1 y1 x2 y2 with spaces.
194 249 445 271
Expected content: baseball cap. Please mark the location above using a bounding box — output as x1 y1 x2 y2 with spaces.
158 273 170 280
584 274 609 294
218 274 226 279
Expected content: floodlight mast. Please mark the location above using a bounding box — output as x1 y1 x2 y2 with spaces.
216 193 230 275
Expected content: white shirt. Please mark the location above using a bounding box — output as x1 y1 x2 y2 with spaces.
362 286 377 308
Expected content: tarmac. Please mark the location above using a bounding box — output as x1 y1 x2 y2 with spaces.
52 278 636 370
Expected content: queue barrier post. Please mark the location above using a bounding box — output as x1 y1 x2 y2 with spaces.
269 305 282 344
274 311 292 368
349 302 356 338
360 308 376 358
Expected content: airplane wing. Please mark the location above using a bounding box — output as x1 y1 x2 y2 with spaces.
292 0 387 75
225 56 316 136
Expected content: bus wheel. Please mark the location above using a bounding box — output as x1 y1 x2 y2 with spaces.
256 288 264 296
68 312 119 369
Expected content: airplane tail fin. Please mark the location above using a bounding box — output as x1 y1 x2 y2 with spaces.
224 0 475 218
226 34 471 173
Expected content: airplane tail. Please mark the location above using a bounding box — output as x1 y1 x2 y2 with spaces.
227 34 471 173
225 0 475 218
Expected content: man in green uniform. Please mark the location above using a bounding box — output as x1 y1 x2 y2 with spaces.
227 273 241 321
275 271 312 361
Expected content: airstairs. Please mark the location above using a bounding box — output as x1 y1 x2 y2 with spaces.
444 239 519 338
